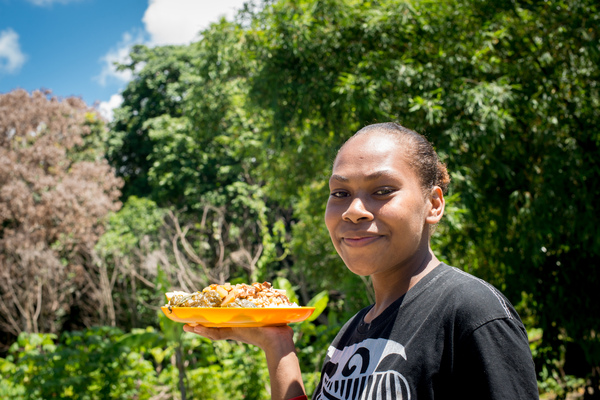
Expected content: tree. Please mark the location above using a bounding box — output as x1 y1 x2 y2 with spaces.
106 21 291 289
0 90 123 344
242 0 600 391
106 0 600 393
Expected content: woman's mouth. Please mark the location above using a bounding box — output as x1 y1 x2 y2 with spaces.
342 235 382 247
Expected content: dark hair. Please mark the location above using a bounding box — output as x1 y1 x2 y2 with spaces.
345 122 450 194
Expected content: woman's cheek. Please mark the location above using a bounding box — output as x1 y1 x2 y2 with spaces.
324 201 338 228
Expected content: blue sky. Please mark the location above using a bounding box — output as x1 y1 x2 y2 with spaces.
0 0 248 118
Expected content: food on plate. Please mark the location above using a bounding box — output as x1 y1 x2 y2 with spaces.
165 281 296 310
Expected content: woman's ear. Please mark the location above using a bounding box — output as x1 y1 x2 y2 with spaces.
426 186 445 225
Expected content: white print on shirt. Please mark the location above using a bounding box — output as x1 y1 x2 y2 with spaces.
315 338 411 400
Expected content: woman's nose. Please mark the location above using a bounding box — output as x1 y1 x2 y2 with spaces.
342 197 373 223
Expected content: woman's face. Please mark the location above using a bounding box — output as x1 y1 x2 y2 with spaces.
325 132 440 278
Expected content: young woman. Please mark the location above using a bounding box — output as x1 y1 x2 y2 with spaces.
184 122 539 399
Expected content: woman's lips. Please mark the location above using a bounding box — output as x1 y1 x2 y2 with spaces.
342 235 382 247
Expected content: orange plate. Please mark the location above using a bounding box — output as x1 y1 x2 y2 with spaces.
161 306 316 327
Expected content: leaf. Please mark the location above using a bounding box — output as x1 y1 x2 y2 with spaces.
305 290 328 322
116 329 164 351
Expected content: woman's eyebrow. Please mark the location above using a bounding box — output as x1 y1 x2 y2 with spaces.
329 174 348 182
329 170 395 182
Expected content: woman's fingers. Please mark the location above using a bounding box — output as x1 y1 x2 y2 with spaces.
182 324 294 350
194 325 234 341
183 323 256 342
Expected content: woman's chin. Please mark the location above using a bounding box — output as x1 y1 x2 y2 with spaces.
343 261 378 277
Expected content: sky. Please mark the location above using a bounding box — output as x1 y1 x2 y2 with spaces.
0 0 249 119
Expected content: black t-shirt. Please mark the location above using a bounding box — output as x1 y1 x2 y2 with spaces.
312 263 539 400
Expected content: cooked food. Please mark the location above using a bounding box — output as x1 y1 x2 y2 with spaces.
165 281 296 309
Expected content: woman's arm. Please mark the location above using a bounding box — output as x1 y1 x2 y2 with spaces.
183 324 306 400
453 318 539 399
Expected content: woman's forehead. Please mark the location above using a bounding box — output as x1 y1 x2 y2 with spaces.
335 133 406 165
332 133 414 177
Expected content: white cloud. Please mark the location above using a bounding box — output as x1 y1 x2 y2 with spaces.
94 1 248 109
97 93 124 121
0 28 27 74
95 30 146 87
143 0 248 46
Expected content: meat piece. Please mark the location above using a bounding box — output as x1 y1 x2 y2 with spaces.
165 281 296 308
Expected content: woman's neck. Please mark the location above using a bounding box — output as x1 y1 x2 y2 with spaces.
364 249 439 324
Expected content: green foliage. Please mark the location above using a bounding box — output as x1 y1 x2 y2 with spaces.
96 196 165 257
281 280 337 395
530 330 588 400
3 328 160 399
0 326 274 400
305 290 329 323
8 1 599 399
107 44 193 199
67 111 113 163
94 196 167 330
0 357 26 399
187 340 270 400
100 0 600 395
242 0 600 387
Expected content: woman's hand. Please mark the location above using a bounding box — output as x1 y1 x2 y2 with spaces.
183 324 293 351
183 324 306 400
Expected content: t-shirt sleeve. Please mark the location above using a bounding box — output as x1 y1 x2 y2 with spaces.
454 317 539 400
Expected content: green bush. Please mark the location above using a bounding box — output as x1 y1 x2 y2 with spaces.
2 328 160 400
0 279 335 399
0 326 275 400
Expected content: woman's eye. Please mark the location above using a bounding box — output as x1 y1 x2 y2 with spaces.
374 188 394 195
330 191 349 198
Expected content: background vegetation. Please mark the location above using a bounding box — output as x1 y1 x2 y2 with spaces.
1 0 599 398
